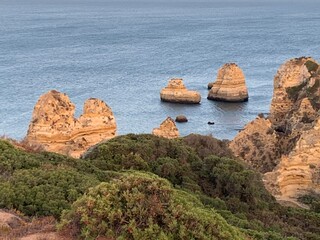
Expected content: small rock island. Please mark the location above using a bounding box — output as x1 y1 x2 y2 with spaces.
160 78 201 104
152 117 179 139
207 63 249 102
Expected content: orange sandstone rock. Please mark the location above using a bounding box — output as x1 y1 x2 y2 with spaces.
26 90 116 158
269 57 314 125
230 57 320 207
160 78 201 104
208 63 248 102
152 117 179 139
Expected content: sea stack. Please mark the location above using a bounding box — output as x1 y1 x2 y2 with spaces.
160 78 201 104
207 63 249 102
26 90 117 158
230 57 320 206
152 117 179 139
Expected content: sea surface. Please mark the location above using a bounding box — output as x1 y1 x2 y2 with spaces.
0 0 319 140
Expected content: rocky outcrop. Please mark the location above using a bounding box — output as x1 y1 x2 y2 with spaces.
269 57 314 126
26 90 117 158
160 78 201 104
152 117 179 139
207 63 249 102
229 116 280 173
264 118 320 205
230 57 320 206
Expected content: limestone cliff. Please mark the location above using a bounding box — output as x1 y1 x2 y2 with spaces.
264 118 320 205
26 90 116 158
207 63 249 102
269 57 314 126
160 78 201 104
230 57 320 206
152 117 179 139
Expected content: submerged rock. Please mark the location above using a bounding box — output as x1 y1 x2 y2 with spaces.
26 90 117 158
160 78 201 104
207 63 249 102
175 115 188 123
152 117 179 139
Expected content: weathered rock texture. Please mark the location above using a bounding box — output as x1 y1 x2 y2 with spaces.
152 117 179 139
270 57 315 126
230 57 320 206
26 90 117 158
207 63 249 102
160 78 201 104
229 116 280 173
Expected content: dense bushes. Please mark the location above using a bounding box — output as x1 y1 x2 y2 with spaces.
84 134 274 212
1 135 320 239
183 134 233 159
0 140 108 217
59 172 246 240
0 168 99 218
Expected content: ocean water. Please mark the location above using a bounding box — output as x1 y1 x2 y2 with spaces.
0 0 319 140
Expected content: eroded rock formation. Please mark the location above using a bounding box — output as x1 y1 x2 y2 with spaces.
230 57 320 206
160 78 201 104
152 117 179 139
229 116 280 173
26 90 116 158
207 63 249 102
270 57 314 126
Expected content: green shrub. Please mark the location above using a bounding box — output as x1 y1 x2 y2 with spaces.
0 167 99 217
59 172 247 240
0 139 108 217
286 81 308 100
305 60 319 73
182 134 233 159
298 192 320 213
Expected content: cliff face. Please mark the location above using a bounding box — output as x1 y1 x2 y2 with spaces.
270 57 314 126
160 78 201 104
230 57 320 205
207 63 248 102
229 116 280 173
152 117 179 139
26 90 117 158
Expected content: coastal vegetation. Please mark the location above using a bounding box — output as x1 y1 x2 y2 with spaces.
1 135 320 239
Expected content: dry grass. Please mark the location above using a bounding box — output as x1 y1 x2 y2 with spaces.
0 136 44 153
0 211 70 240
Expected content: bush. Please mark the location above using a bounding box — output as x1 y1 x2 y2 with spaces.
59 172 247 240
0 168 99 218
83 134 274 212
183 134 233 159
305 60 319 73
0 139 109 217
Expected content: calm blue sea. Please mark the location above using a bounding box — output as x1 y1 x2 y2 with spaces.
0 0 319 140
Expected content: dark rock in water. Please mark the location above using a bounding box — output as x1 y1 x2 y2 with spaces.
175 115 188 123
207 121 215 125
